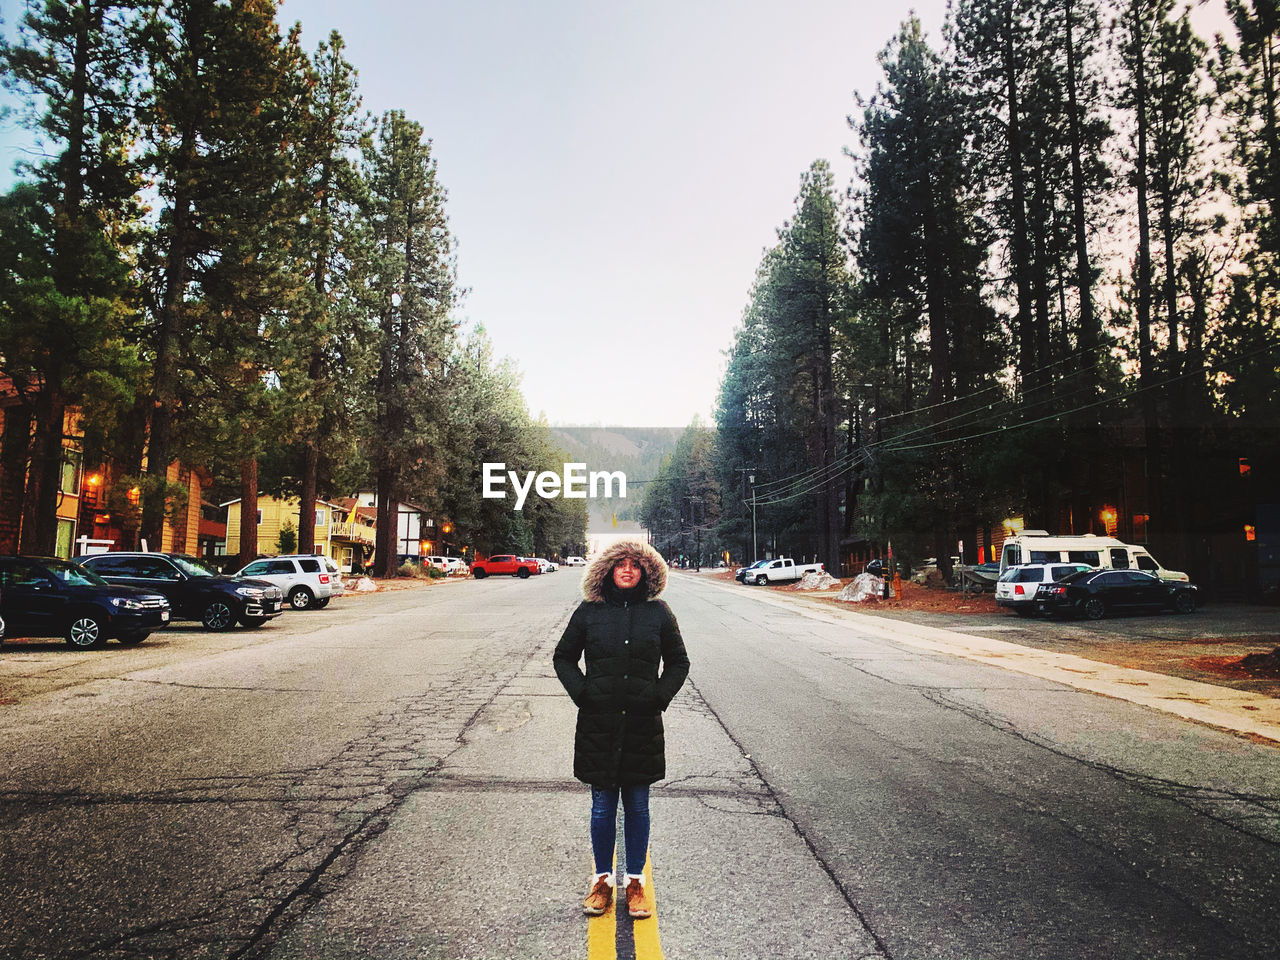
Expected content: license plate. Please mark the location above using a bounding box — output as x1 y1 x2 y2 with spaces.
161 611 169 622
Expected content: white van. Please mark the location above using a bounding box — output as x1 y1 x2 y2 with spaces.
998 532 1189 582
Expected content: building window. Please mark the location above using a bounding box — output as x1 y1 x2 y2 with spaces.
60 446 83 496
56 518 76 559
315 508 327 526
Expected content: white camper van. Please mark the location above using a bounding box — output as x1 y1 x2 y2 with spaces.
998 532 1189 582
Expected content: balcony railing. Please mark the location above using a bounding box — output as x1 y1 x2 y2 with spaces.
328 521 376 545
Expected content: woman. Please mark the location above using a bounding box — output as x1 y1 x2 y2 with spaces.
553 541 690 920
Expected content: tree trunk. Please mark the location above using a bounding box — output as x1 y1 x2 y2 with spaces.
374 466 398 577
143 130 196 548
238 457 259 569
1002 3 1036 390
299 442 318 554
20 389 68 555
1064 0 1097 384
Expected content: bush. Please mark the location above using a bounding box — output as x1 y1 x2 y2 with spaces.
398 561 430 579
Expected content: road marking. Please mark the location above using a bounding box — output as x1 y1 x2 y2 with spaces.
587 856 617 960
632 854 663 960
586 852 664 960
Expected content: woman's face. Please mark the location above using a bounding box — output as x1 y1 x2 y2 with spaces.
611 557 643 591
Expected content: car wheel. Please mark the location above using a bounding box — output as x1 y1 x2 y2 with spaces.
1173 591 1196 614
517 567 530 579
1083 597 1107 620
473 568 487 579
116 632 149 646
313 597 330 609
240 616 268 628
66 612 106 649
202 600 235 631
288 586 315 610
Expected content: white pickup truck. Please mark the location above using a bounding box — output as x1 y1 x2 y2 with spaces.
744 557 825 585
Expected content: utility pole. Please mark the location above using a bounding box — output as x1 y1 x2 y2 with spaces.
735 467 758 564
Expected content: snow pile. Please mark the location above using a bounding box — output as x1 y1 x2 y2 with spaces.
792 571 840 591
352 576 378 592
836 573 889 603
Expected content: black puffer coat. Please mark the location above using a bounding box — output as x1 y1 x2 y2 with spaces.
553 541 690 788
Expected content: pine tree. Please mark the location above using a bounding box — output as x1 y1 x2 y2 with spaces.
289 32 370 553
0 0 146 552
357 110 457 576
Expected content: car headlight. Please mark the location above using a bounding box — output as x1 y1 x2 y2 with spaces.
110 597 145 610
235 586 265 598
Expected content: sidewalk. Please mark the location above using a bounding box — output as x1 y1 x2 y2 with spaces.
687 572 1280 746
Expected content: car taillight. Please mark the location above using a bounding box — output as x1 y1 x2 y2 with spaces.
319 574 329 584
1014 584 1025 595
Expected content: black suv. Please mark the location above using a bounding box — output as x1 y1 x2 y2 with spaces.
0 555 171 649
78 552 283 631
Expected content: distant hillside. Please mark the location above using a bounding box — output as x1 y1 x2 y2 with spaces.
548 427 684 525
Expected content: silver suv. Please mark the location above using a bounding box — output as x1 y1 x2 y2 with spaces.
234 555 343 610
995 562 1094 616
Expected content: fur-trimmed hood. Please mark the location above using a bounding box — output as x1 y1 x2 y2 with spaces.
581 540 668 602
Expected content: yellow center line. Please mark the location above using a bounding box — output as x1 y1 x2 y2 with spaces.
587 857 617 960
632 852 664 960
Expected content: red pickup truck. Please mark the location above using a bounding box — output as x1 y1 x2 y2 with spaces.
470 555 540 579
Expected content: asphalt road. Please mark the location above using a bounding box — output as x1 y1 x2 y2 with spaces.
1 572 1278 959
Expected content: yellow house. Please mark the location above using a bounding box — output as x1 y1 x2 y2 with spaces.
223 495 376 571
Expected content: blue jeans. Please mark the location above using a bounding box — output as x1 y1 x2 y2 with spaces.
590 785 650 876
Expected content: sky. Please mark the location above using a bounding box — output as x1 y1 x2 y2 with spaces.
271 0 953 428
5 0 956 429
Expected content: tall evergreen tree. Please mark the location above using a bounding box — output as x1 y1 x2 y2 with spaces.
138 0 304 548
0 0 146 552
289 31 370 553
357 110 457 576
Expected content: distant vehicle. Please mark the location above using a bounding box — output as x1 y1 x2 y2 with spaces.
78 552 283 630
998 532 1188 581
534 558 557 574
1036 568 1198 620
744 558 825 585
426 556 467 575
735 559 768 583
995 563 1094 616
563 556 587 567
0 555 170 648
470 554 540 579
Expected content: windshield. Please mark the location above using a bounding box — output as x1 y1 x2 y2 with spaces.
49 558 109 587
170 555 218 578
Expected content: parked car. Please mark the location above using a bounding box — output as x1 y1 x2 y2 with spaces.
426 555 467 575
233 554 340 610
0 555 171 649
1036 568 1199 620
534 558 557 574
744 558 825 585
995 562 1095 616
736 560 769 583
78 552 283 630
470 554 540 579
563 556 587 567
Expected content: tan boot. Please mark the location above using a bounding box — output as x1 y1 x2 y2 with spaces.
583 875 613 916
625 877 651 919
